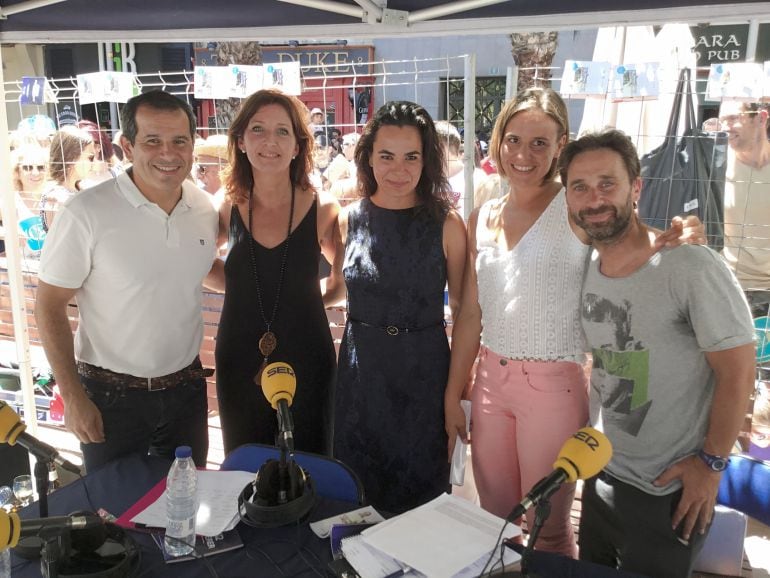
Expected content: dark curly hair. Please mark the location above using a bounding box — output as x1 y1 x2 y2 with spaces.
355 101 451 217
558 129 640 187
224 89 313 205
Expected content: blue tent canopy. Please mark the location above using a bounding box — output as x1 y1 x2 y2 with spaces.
1 0 769 43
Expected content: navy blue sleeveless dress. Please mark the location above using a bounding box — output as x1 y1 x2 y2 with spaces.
216 200 335 456
334 198 450 514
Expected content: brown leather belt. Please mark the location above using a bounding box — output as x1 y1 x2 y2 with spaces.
77 358 214 392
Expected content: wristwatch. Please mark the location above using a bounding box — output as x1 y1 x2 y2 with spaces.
698 450 729 472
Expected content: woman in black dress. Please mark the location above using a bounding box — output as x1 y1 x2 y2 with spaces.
214 90 344 456
333 102 467 513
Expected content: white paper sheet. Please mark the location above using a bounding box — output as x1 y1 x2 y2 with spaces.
130 470 254 537
361 493 521 577
309 506 385 538
450 400 472 486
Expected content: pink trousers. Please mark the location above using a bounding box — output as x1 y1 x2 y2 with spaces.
471 346 589 558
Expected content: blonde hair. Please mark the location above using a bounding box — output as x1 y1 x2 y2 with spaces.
490 87 569 184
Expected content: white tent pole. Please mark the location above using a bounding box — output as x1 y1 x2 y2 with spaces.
410 0 511 23
0 45 39 435
0 0 67 17
275 0 364 18
463 52 475 221
352 0 383 18
746 19 759 62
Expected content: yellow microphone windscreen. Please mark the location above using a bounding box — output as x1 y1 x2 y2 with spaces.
0 401 26 445
553 427 613 483
260 362 297 409
0 510 21 549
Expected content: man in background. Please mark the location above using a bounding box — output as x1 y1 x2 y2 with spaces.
308 107 325 135
435 121 487 219
719 100 770 320
194 133 229 196
560 129 755 578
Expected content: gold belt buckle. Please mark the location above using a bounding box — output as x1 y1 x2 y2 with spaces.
386 325 399 336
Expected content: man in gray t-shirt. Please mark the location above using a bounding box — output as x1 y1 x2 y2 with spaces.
558 129 755 578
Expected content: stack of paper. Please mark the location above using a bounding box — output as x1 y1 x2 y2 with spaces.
130 470 254 536
341 494 521 577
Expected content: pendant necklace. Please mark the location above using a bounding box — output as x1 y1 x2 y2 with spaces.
247 184 295 385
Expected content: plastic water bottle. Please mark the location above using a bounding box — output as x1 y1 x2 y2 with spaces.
0 486 13 508
0 548 10 578
164 446 198 557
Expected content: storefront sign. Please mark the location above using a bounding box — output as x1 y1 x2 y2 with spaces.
261 45 373 76
691 25 748 64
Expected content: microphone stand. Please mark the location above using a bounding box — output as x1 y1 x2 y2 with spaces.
15 456 63 570
277 431 290 504
39 529 65 578
33 458 50 518
504 499 550 577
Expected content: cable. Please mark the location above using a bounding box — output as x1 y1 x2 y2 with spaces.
133 532 219 578
478 519 510 577
293 523 326 577
78 472 98 514
244 543 288 577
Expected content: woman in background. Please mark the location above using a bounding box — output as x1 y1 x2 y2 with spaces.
77 120 115 186
11 144 49 257
334 101 466 514
214 89 343 456
40 127 95 231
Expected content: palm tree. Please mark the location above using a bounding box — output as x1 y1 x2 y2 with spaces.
212 42 263 127
510 32 559 91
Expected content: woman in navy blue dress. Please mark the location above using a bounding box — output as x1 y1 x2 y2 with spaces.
333 102 467 513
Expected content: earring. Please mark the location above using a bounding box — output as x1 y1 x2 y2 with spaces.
292 155 296 160
633 201 638 209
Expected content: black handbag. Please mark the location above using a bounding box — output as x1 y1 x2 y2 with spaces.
638 68 727 250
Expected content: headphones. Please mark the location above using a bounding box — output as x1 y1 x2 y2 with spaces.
14 513 140 578
238 459 316 528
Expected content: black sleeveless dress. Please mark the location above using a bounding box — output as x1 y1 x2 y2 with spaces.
333 198 450 514
216 199 335 456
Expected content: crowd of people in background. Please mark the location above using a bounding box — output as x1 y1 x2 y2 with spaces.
2 84 767 578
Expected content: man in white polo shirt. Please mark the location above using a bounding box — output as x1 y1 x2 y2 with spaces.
35 91 220 472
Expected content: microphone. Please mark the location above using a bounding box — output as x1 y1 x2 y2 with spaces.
261 362 296 452
508 427 612 522
0 401 81 475
0 509 103 550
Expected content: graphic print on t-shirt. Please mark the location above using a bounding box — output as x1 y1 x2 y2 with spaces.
583 293 652 437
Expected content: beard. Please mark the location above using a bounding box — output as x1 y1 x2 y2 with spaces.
573 199 634 242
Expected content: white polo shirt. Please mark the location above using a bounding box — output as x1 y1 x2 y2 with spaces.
39 171 218 377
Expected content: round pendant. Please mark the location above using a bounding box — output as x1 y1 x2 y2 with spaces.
258 331 277 358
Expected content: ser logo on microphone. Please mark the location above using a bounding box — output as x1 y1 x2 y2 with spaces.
266 365 295 378
573 429 600 450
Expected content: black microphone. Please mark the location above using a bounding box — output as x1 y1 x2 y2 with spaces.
0 400 81 475
508 427 613 522
0 510 103 550
260 362 296 452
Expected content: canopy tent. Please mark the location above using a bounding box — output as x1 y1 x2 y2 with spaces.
0 0 769 441
1 0 770 43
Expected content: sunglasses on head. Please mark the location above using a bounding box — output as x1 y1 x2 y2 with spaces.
20 164 45 172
